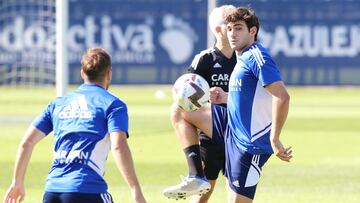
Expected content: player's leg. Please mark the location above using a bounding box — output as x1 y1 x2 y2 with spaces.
171 102 213 143
189 179 216 203
171 101 213 178
191 128 226 203
190 142 222 202
228 190 253 203
163 103 213 200
163 103 228 200
224 129 271 203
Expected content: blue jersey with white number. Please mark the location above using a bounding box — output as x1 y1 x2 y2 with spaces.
33 84 128 193
227 43 281 154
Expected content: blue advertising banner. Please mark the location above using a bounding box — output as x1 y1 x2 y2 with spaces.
67 0 208 84
0 0 359 85
0 1 56 85
219 0 360 85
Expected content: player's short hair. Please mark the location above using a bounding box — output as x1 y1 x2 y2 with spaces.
81 48 111 82
225 7 260 41
209 5 236 36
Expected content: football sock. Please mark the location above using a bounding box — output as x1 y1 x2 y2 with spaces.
184 145 205 178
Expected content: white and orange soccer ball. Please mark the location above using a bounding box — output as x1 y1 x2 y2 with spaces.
172 73 210 112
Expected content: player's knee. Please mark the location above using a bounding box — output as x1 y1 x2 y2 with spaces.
170 102 186 126
171 101 192 117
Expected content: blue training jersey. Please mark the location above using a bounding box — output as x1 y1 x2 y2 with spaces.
227 43 281 154
33 84 128 193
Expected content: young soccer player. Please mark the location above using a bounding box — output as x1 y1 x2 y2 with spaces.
211 6 292 202
165 6 293 203
163 5 236 202
3 48 147 203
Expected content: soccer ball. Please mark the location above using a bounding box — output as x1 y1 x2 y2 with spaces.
172 73 210 112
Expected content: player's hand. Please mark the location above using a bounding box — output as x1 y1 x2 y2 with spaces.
270 138 293 162
209 87 227 104
131 189 147 203
3 183 25 203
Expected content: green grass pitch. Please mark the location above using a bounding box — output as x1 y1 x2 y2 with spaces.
0 86 360 203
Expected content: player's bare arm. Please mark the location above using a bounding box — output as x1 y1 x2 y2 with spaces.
3 126 45 203
110 131 147 203
265 81 292 162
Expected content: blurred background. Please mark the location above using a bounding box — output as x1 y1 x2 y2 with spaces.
1 0 359 88
0 0 359 203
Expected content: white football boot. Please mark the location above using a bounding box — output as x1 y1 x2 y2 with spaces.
163 176 211 200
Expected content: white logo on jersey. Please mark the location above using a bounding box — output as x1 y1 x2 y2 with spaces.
58 95 92 119
229 78 242 92
229 78 242 87
53 150 90 164
211 74 229 86
213 62 222 68
211 74 229 82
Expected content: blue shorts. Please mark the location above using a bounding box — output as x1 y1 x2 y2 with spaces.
43 192 113 203
224 128 271 199
210 104 227 144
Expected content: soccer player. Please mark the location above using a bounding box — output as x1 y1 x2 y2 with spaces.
163 5 236 202
3 48 147 203
211 7 292 202
165 6 293 203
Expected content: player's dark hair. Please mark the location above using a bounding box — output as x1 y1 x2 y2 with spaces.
81 48 111 82
225 6 259 41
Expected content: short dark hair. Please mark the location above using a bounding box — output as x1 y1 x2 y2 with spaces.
81 48 111 82
225 7 259 41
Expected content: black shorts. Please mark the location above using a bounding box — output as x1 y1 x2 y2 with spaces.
199 104 227 180
200 135 225 180
43 192 113 203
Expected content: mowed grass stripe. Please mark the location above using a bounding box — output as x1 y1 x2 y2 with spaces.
0 86 359 203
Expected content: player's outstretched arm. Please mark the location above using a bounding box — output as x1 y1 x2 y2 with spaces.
110 131 147 203
209 87 228 104
265 81 293 162
3 125 45 203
